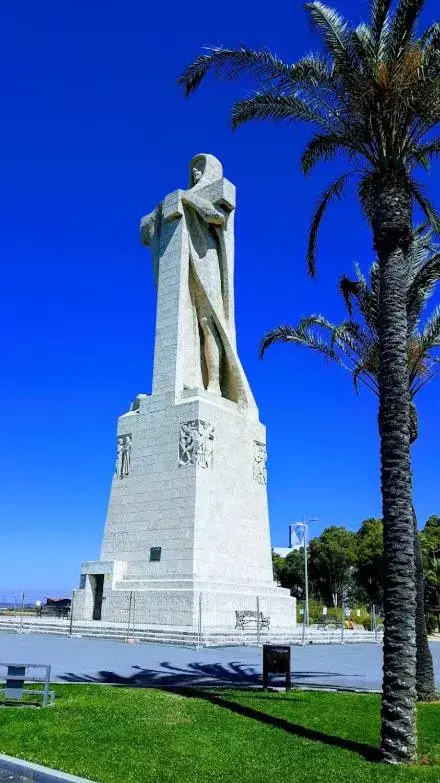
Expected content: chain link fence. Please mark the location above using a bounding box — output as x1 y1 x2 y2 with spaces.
0 589 383 647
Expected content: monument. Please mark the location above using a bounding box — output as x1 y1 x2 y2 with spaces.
72 154 296 639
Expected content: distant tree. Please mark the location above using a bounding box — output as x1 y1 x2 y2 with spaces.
272 551 284 584
425 559 440 609
308 526 358 608
356 518 384 608
420 515 440 560
273 549 305 598
420 516 440 609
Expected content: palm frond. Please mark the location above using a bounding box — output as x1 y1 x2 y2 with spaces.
353 23 377 69
339 275 361 316
353 360 372 395
339 265 379 333
420 21 440 50
388 0 425 59
410 139 440 169
420 27 440 83
259 322 339 362
305 2 352 69
354 261 367 288
419 305 440 352
409 251 440 295
297 314 338 332
178 46 294 97
371 0 393 45
407 225 436 284
288 54 334 88
410 181 440 234
407 252 440 331
297 315 357 355
301 133 347 174
352 341 380 394
307 172 351 277
230 91 331 130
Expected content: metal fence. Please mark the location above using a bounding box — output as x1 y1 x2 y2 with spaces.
0 589 383 648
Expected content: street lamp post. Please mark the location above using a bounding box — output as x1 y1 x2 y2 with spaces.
290 518 318 641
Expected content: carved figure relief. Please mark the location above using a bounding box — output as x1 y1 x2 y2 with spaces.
115 434 132 479
253 441 267 485
179 419 215 468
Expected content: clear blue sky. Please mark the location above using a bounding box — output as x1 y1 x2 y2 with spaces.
1 0 439 594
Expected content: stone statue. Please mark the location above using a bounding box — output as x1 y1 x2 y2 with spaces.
121 435 132 477
116 434 132 479
140 154 256 414
115 436 123 478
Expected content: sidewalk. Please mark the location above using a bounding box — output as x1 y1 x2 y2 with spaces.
0 769 32 782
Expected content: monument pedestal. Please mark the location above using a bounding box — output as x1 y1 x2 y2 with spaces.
73 389 296 636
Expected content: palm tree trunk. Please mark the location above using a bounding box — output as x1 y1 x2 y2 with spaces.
414 508 436 700
372 176 417 763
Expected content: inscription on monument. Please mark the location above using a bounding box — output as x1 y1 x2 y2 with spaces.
253 441 267 485
179 420 215 468
115 434 132 479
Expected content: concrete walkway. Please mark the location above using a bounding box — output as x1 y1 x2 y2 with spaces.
0 770 32 782
0 754 95 782
0 631 439 691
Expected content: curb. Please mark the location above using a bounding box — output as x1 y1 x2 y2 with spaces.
0 754 96 783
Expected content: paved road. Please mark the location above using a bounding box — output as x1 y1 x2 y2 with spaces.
0 772 32 783
0 632 439 691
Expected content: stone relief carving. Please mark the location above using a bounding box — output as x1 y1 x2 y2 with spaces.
179 419 215 468
115 434 132 479
253 441 267 485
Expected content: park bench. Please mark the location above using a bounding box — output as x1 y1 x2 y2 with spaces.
316 616 340 630
235 610 270 630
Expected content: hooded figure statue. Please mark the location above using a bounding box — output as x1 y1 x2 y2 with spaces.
140 153 256 416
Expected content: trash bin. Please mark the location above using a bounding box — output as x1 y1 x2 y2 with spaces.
263 644 291 690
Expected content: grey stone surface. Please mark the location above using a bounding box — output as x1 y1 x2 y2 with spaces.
72 154 296 635
0 769 33 783
0 754 95 782
1 632 439 692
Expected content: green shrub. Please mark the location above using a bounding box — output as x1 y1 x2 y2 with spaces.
296 601 382 629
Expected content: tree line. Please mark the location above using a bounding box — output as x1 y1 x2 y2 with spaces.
272 516 440 625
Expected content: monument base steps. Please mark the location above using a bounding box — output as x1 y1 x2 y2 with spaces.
0 615 382 646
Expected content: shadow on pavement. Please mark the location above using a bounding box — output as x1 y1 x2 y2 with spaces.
60 660 359 689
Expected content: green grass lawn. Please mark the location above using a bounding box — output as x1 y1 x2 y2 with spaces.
1 686 440 783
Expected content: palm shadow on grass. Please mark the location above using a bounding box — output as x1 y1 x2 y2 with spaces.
60 662 381 762
173 687 382 762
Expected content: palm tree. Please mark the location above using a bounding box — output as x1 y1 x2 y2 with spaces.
260 229 440 701
179 1 440 761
